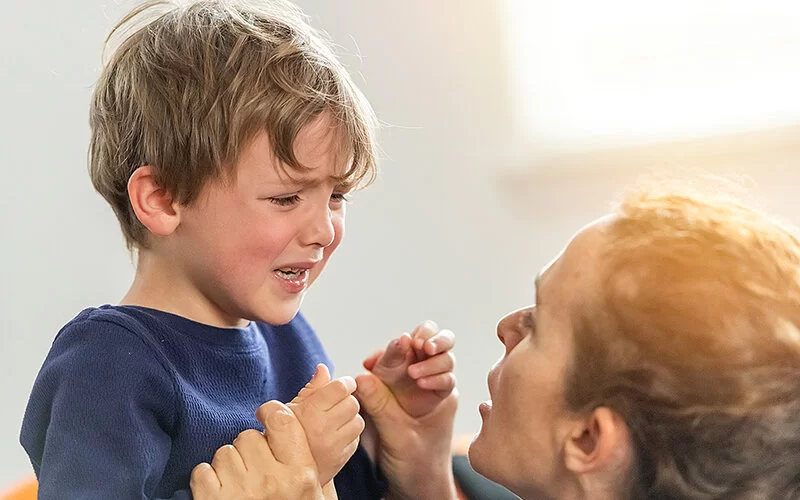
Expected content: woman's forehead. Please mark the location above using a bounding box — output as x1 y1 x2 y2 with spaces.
537 222 608 310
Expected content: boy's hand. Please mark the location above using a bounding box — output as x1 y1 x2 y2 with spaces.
287 364 364 487
356 321 459 499
363 320 456 418
190 401 325 500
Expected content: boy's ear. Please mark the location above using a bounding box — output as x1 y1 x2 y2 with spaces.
563 407 632 476
127 166 181 237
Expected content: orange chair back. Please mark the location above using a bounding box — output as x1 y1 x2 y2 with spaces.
0 476 37 500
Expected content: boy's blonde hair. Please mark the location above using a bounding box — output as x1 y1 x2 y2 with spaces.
89 0 378 249
568 183 800 497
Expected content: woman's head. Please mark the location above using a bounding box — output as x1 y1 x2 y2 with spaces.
470 185 800 499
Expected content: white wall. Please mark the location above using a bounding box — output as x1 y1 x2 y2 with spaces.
3 0 800 489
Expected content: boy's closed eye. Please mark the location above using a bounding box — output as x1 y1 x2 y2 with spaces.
266 192 351 207
267 194 302 206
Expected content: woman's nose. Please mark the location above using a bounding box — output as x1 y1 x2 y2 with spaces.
496 309 524 351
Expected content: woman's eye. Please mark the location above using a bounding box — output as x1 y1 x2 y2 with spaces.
521 309 536 334
268 194 301 206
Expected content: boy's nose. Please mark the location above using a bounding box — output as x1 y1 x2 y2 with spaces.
302 203 336 248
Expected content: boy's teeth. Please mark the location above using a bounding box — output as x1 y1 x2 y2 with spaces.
276 267 303 278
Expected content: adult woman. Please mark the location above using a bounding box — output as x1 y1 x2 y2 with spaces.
469 186 800 499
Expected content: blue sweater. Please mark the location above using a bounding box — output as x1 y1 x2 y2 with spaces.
20 305 385 499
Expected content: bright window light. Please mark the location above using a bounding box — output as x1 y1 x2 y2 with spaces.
505 0 800 149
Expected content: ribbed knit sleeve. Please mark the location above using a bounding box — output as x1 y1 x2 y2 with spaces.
21 312 188 499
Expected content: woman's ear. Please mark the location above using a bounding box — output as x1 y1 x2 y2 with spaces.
127 166 181 237
563 407 633 475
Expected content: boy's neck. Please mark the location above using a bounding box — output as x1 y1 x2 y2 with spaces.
121 249 249 329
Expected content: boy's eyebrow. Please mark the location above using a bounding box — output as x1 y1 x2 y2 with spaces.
270 174 347 188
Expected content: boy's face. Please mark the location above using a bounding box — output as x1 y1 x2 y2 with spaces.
171 112 350 327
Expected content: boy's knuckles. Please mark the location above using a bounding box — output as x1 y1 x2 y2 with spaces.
343 437 360 457
331 405 364 429
327 420 363 453
343 414 365 440
355 413 366 433
330 378 356 397
345 395 361 416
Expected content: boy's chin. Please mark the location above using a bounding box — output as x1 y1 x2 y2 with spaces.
252 301 303 326
266 311 299 326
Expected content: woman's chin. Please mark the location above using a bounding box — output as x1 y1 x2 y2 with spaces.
467 431 493 479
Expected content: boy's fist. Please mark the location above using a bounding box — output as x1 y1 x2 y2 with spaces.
286 364 364 486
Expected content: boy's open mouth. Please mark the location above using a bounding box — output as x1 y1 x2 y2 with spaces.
274 267 308 279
